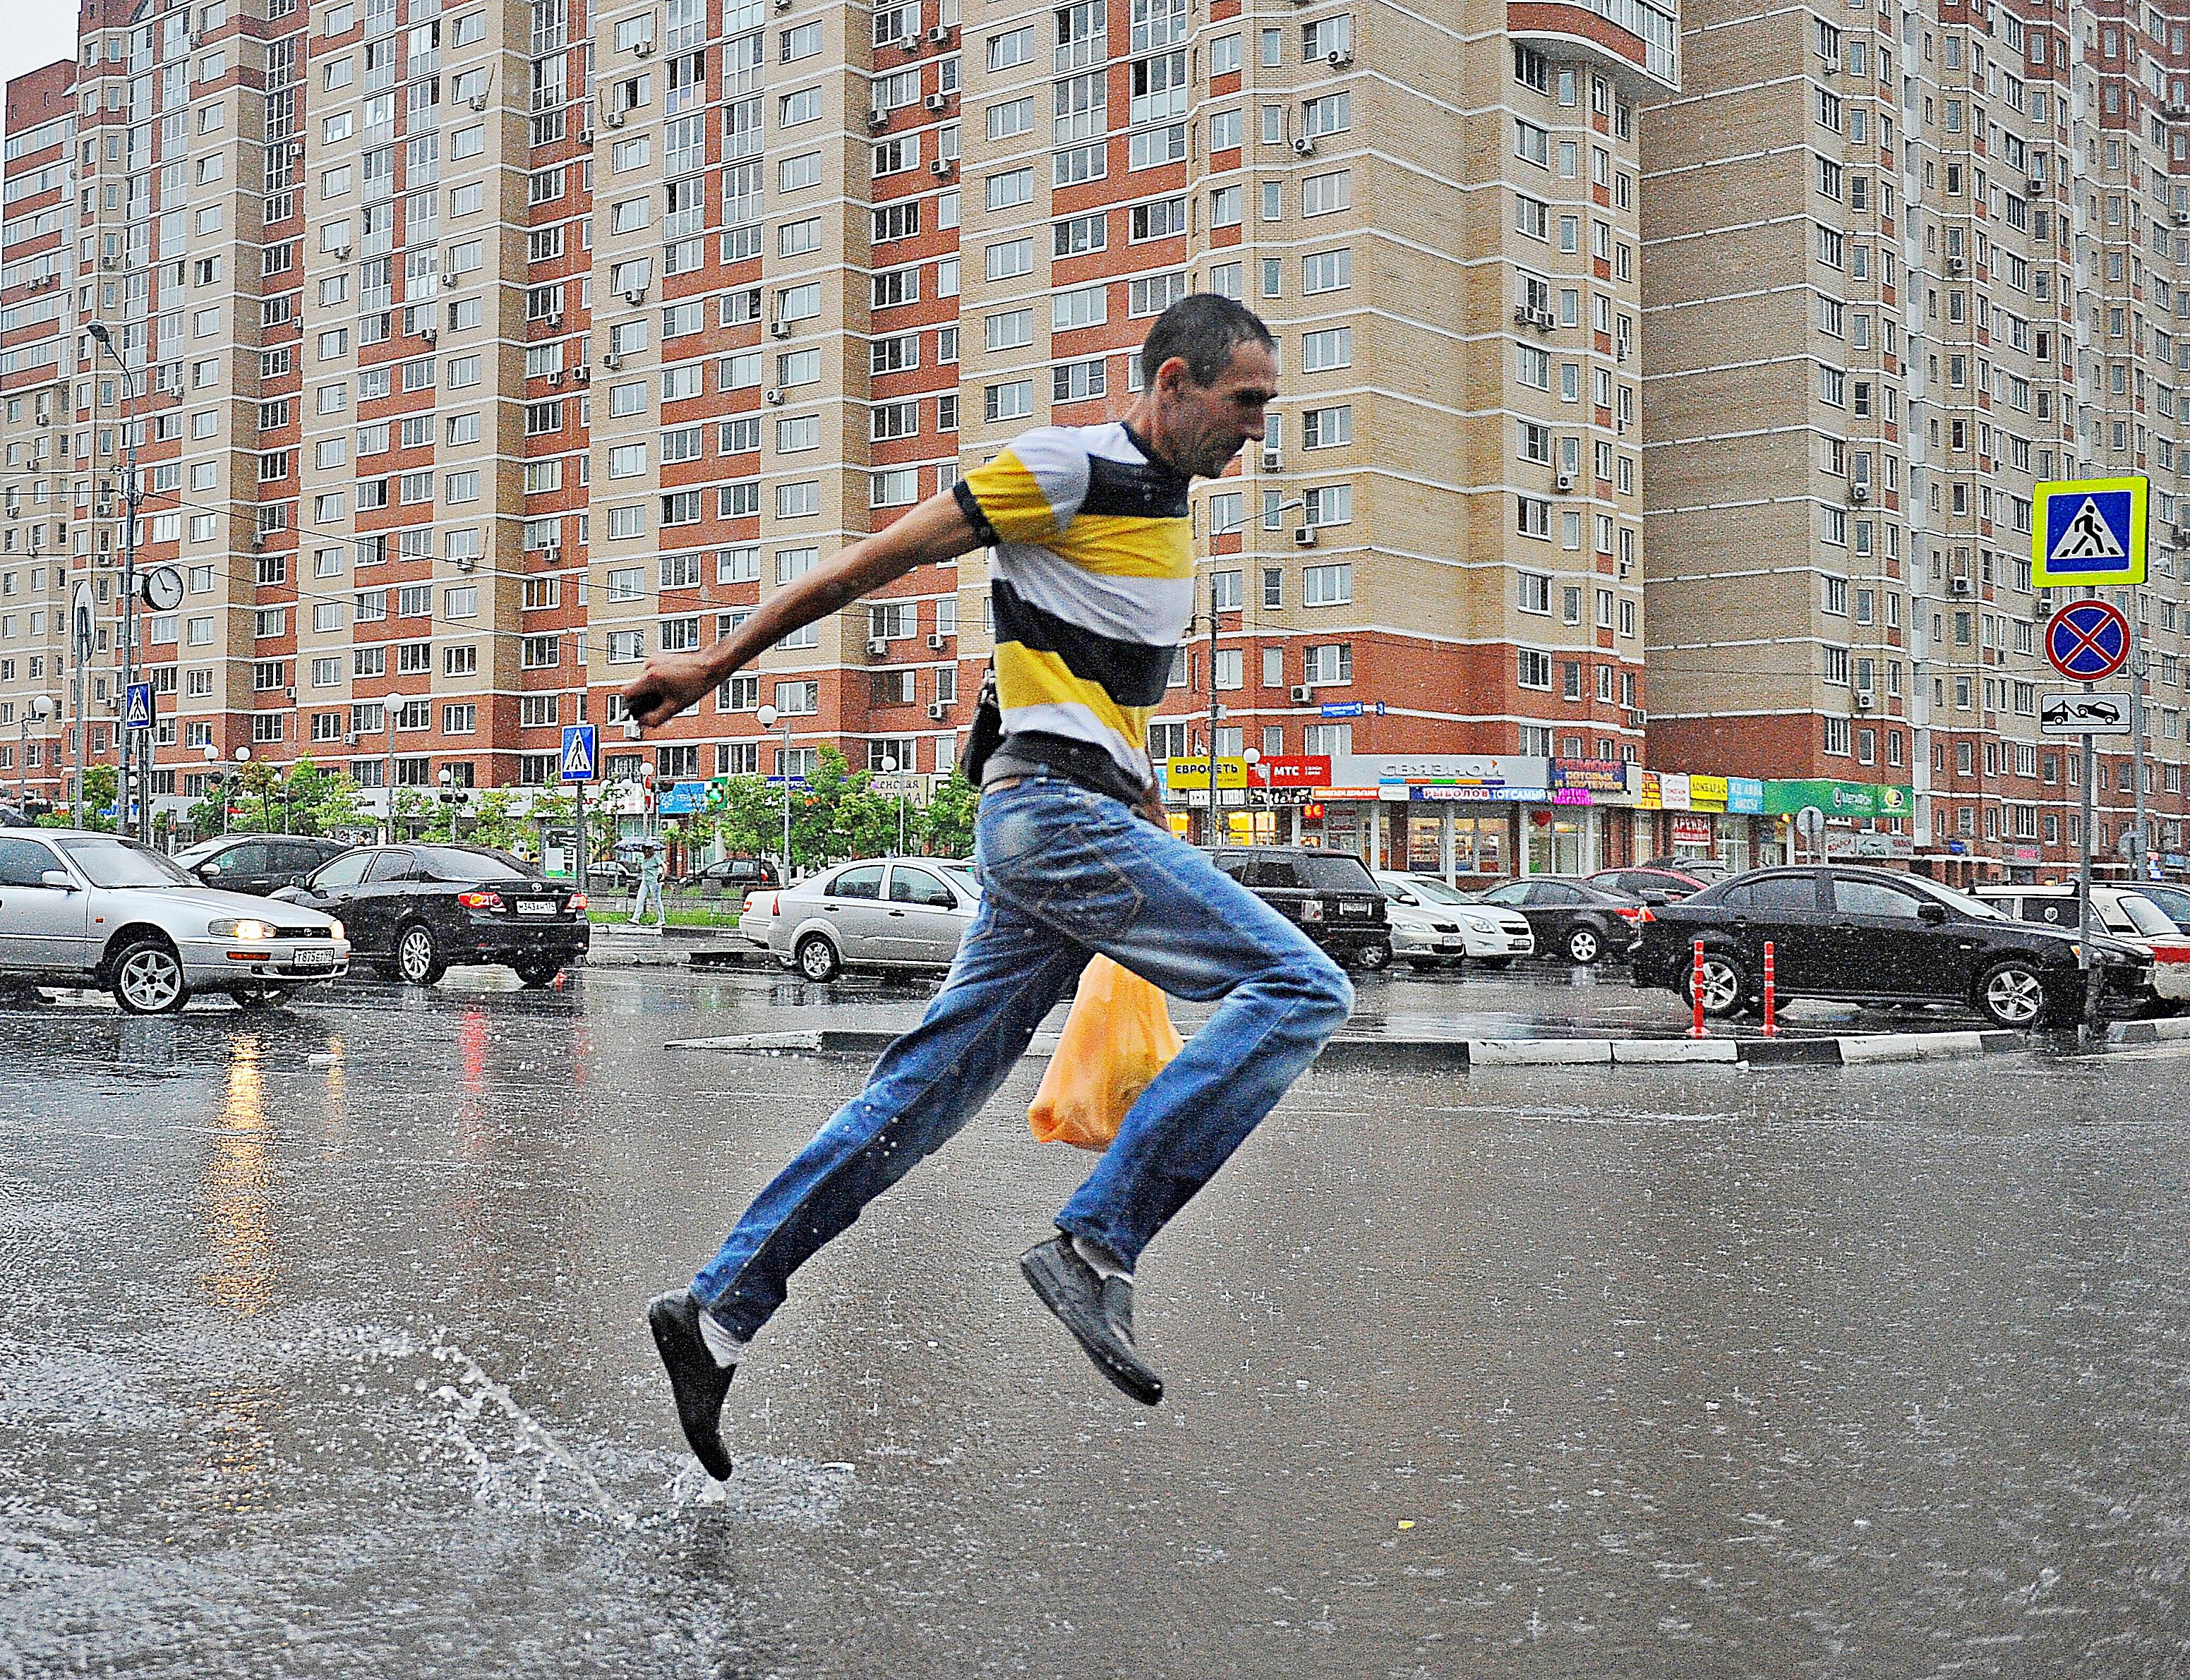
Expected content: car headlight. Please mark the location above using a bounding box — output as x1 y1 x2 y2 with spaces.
207 917 275 941
1461 914 1499 933
327 919 344 942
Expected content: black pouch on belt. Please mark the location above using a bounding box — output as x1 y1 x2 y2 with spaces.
958 664 1001 784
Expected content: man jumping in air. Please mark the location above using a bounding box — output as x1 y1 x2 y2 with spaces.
620 294 1355 1478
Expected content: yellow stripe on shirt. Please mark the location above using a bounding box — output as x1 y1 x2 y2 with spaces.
960 451 1064 546
1049 514 1196 580
994 643 1152 761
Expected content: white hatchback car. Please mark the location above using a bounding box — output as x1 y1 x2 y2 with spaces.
769 857 982 981
1974 883 2190 1003
1373 871 1536 969
0 828 349 1013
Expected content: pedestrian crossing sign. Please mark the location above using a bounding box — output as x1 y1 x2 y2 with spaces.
560 722 598 783
121 680 153 732
2033 475 2146 587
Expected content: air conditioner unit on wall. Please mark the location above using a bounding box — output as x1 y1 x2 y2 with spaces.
1851 481 1868 500
927 701 949 719
769 319 791 338
1292 526 1317 548
926 25 949 42
604 107 624 127
1289 684 1312 703
634 36 654 55
1326 48 1352 67
925 92 948 112
930 157 955 176
1855 689 1875 711
926 631 949 648
764 387 784 404
1554 472 1573 491
1292 136 1316 156
866 636 890 655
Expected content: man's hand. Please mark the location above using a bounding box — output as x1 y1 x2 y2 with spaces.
622 651 723 730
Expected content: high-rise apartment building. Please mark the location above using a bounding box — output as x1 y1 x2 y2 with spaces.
3 0 1676 876
1644 0 2190 883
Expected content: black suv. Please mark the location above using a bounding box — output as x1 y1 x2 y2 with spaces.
174 835 351 898
1207 845 1391 969
1635 864 2150 1029
675 854 782 894
278 843 590 987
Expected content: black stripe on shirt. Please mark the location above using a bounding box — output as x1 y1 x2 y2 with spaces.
952 478 1000 547
992 579 1174 707
1078 447 1191 520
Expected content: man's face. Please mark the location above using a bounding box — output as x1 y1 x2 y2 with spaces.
1157 341 1277 481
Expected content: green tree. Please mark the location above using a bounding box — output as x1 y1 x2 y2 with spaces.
917 770 980 859
52 766 119 831
393 787 432 838
468 787 522 852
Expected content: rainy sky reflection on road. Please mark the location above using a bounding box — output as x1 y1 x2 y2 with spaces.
3 966 2189 1678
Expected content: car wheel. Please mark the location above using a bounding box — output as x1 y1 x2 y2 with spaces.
1975 959 2052 1029
796 933 841 983
1565 924 1604 965
1686 951 1749 1020
110 937 188 1015
1476 957 1514 971
1353 942 1392 972
515 960 562 989
233 987 294 1010
395 922 447 987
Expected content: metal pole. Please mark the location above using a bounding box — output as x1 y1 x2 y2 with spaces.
781 718 793 875
384 704 396 842
70 592 87 828
2079 712 2100 1037
1205 571 1220 846
2129 591 2149 883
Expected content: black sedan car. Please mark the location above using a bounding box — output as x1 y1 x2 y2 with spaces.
1634 864 2150 1029
1475 876 1651 964
173 834 351 897
1587 864 1713 905
277 843 589 986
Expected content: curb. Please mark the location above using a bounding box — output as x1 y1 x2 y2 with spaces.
2105 1015 2190 1045
666 1025 2047 1070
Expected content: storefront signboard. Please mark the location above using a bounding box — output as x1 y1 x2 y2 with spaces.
1657 772 1691 810
1827 828 1917 859
1257 756 1332 787
1553 758 1627 794
1552 788 1594 806
1687 774 1729 811
1630 768 1662 810
1726 777 1765 814
1669 814 1715 845
1165 756 1250 790
1762 778 1915 819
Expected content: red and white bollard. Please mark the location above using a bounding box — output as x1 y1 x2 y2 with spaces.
1761 941 1778 1037
1687 938 1708 1038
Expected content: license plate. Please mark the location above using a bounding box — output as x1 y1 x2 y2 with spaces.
516 900 556 917
291 947 333 971
1338 900 1375 917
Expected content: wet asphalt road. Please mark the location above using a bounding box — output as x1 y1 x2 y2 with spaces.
5 964 2190 1679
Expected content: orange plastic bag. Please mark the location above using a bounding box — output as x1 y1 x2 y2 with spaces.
1028 956 1184 1152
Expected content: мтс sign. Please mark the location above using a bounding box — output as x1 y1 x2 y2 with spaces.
2033 476 2146 587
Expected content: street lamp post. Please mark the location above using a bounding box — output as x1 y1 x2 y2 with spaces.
200 741 219 837
86 322 144 843
232 745 251 837
881 754 906 854
757 702 792 875
18 696 54 811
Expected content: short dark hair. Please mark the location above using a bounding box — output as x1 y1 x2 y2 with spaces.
1138 294 1276 391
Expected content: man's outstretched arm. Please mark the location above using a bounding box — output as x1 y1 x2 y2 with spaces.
620 490 982 729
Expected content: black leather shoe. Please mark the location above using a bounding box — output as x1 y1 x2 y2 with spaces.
647 1289 735 1480
1020 1235 1164 1406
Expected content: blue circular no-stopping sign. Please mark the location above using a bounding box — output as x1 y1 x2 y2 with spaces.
2044 600 2130 681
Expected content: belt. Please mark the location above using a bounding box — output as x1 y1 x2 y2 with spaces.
982 776 1023 797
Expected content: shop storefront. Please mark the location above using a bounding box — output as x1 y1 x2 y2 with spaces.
1762 778 1916 871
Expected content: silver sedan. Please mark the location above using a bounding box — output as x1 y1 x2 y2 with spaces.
0 828 349 1013
768 857 981 982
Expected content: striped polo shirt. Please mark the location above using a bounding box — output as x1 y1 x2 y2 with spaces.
953 422 1193 795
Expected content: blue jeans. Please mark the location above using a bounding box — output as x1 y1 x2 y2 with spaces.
690 772 1355 1338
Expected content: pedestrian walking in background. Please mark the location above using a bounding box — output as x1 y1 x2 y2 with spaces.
619 295 1355 1480
629 843 666 929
